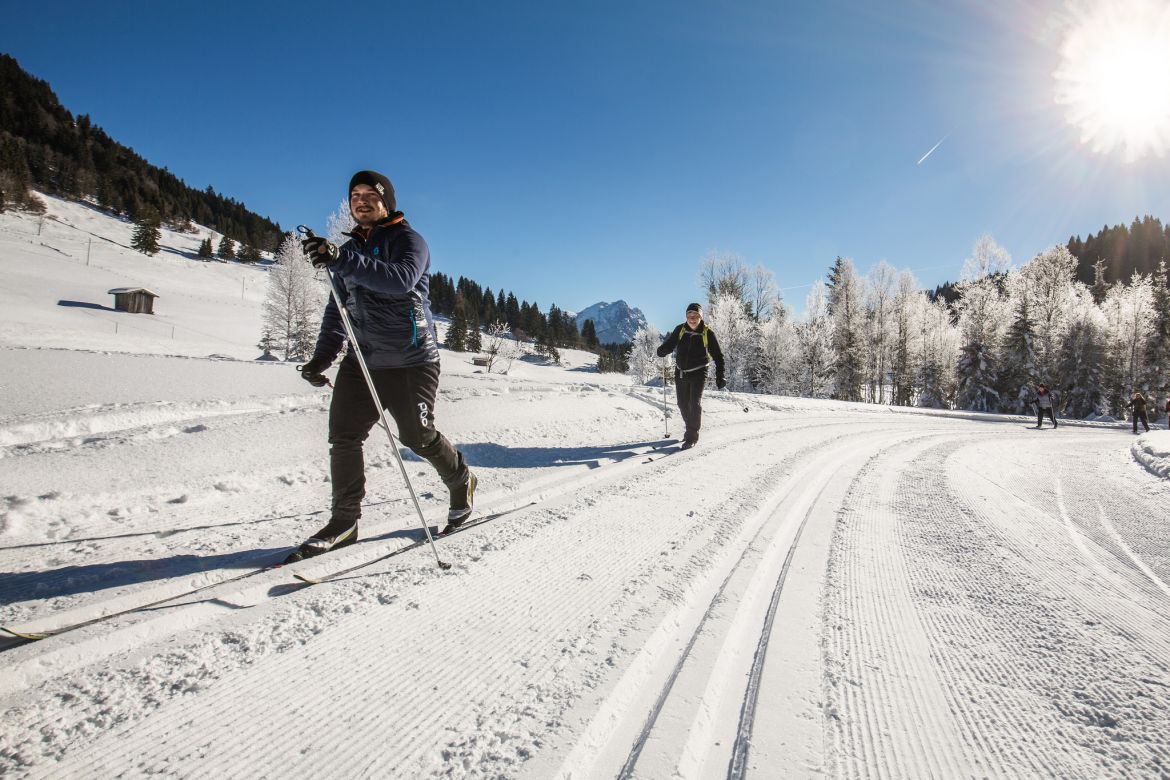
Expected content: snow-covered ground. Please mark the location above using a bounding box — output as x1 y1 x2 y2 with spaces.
2 197 1170 778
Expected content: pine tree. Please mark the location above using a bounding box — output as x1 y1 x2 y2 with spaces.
827 257 866 401
466 313 482 353
581 319 599 349
998 282 1038 413
445 294 470 352
130 209 161 256
197 237 213 258
1057 288 1108 418
1142 260 1170 418
238 244 262 263
217 236 236 260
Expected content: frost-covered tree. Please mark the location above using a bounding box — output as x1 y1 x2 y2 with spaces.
828 257 866 401
1142 260 1170 416
960 233 1011 282
483 320 520 374
917 296 959 408
627 325 665 384
700 251 749 306
954 276 1005 412
325 198 353 246
1057 286 1108 418
1102 273 1155 415
1020 244 1078 384
997 272 1040 413
748 264 780 322
262 233 325 361
794 282 834 398
707 292 756 392
865 260 896 403
756 307 799 396
889 271 922 407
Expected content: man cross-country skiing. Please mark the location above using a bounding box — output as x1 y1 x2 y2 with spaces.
656 302 726 450
290 170 476 561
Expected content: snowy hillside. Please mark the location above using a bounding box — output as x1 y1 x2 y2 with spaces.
573 300 649 345
2 196 1170 778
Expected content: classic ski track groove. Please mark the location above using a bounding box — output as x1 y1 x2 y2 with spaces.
825 428 1170 779
598 426 969 780
1 416 865 775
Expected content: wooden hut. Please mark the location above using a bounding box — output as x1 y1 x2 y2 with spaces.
108 287 159 314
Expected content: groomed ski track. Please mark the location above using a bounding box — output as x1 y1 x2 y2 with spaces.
3 351 1170 777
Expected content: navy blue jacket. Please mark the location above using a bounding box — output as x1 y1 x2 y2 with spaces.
312 216 440 369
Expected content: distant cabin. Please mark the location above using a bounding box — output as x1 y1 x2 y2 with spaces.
108 287 159 314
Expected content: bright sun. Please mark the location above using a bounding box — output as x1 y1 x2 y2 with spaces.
1052 0 1170 162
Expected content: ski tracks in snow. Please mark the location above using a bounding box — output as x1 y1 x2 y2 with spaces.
823 428 1170 778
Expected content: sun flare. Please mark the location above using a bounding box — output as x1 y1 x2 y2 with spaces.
1053 0 1170 162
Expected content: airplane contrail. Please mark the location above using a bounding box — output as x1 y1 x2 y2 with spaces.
916 134 948 165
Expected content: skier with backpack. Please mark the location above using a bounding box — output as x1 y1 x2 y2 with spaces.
290 170 476 561
656 302 726 450
1126 390 1151 434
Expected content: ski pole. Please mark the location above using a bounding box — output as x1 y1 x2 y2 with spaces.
663 363 669 438
724 386 749 413
297 225 450 571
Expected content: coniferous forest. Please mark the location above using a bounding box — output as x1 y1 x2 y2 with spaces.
0 55 282 251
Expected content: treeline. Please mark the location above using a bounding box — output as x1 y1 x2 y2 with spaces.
1067 216 1170 286
627 239 1170 421
429 272 629 370
0 54 282 251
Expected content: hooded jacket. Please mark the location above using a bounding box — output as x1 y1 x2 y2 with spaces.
312 216 439 369
657 320 726 383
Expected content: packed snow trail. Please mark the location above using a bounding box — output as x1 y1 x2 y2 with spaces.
2 349 1169 777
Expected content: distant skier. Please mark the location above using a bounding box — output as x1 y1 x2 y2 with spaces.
1031 385 1057 429
656 302 725 450
1125 391 1150 434
290 170 476 561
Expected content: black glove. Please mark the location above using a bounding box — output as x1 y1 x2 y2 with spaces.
716 374 726 390
297 357 332 387
301 236 339 268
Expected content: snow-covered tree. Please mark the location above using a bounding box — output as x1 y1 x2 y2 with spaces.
1142 260 1170 417
865 260 896 403
262 233 326 361
794 282 834 398
889 271 921 407
997 272 1041 412
1057 286 1108 418
828 257 866 401
700 251 749 306
325 199 353 246
917 296 959 408
756 306 799 396
960 233 1011 283
1020 244 1078 384
1102 273 1155 415
954 275 1005 412
483 320 521 374
707 292 756 392
626 325 665 384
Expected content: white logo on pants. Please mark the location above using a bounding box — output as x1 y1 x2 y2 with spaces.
418 402 430 428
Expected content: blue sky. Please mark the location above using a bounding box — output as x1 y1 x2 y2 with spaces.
3 0 1168 331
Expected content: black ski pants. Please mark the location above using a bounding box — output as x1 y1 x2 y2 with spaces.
1036 407 1056 427
675 369 706 444
1133 410 1150 433
328 359 468 521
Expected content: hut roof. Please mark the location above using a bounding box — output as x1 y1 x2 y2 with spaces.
107 287 160 297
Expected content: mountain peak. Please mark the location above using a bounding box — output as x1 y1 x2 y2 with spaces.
574 300 648 345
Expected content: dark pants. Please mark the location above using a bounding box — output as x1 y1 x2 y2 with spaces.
1133 411 1149 433
1036 407 1056 427
675 369 706 444
329 359 467 521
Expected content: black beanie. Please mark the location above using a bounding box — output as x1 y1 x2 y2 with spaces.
349 170 396 214
686 302 702 315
